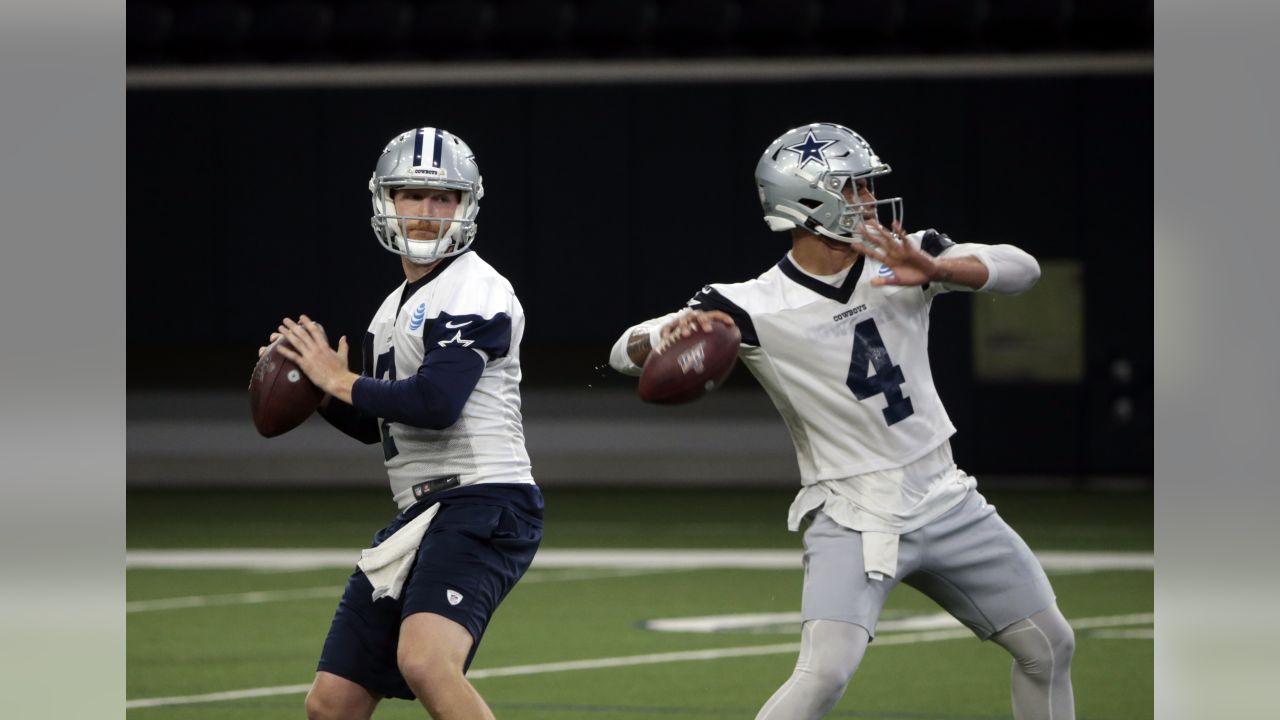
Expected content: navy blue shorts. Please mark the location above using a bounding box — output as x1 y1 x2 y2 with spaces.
316 484 542 700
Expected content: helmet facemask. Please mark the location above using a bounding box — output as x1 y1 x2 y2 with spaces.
810 172 903 248
370 176 479 264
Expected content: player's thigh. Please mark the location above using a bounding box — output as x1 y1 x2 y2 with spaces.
305 670 380 720
905 490 1055 639
801 511 895 636
397 612 474 677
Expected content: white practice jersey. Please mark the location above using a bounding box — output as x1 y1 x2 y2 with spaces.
612 231 1029 535
365 252 534 510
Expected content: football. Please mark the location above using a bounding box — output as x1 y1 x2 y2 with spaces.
638 320 741 405
249 337 323 437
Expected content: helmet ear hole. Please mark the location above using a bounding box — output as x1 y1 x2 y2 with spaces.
798 198 824 209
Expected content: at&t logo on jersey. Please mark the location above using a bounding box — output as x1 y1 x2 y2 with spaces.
408 303 427 331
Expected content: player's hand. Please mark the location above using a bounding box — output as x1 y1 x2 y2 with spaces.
274 315 354 396
257 332 283 358
659 310 735 349
857 219 938 287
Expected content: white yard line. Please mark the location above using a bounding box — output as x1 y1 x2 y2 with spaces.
125 612 1152 709
128 568 692 614
1087 628 1154 640
127 587 337 613
646 611 969 634
126 684 314 709
127 548 1153 572
644 611 1155 635
1070 612 1154 629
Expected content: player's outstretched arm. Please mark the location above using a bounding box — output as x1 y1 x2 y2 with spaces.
860 220 1040 295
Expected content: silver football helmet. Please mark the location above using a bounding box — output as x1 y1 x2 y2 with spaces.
369 127 484 264
755 123 902 245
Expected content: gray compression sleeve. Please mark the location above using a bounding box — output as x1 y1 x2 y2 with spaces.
755 619 869 720
966 243 1042 295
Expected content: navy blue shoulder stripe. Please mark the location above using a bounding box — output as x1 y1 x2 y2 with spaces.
423 311 512 360
920 229 955 258
687 286 758 346
778 255 864 304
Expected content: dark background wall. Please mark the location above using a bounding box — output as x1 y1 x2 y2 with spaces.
127 71 1151 477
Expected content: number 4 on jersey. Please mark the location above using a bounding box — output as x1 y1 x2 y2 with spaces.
845 318 914 426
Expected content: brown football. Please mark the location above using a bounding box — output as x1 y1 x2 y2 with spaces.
249 338 323 437
638 320 741 405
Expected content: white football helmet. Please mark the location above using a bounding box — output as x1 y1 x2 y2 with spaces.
369 127 484 264
755 123 902 246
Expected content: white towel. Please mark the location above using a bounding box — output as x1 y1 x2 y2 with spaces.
356 503 441 602
861 531 899 582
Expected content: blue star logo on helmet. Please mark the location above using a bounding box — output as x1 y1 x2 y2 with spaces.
408 303 427 331
782 130 839 170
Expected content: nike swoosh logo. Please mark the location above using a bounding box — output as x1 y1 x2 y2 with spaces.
445 320 472 329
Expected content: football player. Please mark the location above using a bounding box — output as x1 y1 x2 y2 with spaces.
266 127 541 720
609 123 1075 720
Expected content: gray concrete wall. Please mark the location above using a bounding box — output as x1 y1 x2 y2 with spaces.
128 389 1147 492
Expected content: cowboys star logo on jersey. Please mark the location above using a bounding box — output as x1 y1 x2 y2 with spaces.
437 330 474 348
782 130 839 170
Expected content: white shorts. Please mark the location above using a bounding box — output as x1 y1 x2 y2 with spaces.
800 488 1055 640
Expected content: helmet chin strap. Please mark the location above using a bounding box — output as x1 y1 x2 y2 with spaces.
812 223 883 253
404 234 453 263
764 216 797 231
767 205 880 251
812 224 858 244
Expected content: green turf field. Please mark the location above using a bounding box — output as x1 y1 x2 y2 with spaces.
127 487 1152 719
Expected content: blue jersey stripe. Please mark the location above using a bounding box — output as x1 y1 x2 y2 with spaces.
688 287 759 346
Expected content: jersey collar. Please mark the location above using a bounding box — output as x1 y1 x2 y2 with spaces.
777 254 864 304
398 250 468 311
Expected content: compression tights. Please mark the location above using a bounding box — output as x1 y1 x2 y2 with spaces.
754 605 1075 720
